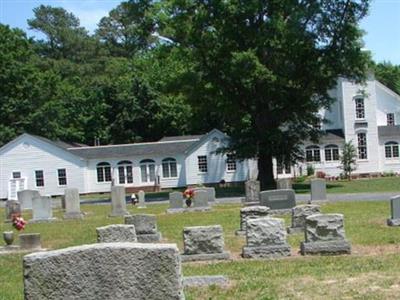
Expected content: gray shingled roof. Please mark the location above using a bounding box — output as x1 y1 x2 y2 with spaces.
159 135 204 142
324 129 345 139
67 140 199 159
378 125 400 137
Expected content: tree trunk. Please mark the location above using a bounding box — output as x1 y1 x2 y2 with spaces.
258 151 276 190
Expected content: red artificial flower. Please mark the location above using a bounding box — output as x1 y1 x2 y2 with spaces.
12 215 27 231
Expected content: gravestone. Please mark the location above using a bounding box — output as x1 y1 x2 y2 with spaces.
181 225 230 262
236 206 270 235
19 233 41 250
63 188 83 219
23 243 184 300
5 200 21 222
167 192 184 213
31 196 56 223
96 224 137 243
387 196 400 226
125 214 162 242
276 178 292 190
310 178 327 202
60 195 66 210
300 213 351 255
242 217 291 258
259 189 296 211
109 186 129 217
244 180 260 204
193 187 216 203
17 190 40 210
287 204 321 233
138 190 146 209
193 190 209 209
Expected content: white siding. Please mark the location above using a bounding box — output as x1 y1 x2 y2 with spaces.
185 131 249 185
0 135 85 199
376 81 400 126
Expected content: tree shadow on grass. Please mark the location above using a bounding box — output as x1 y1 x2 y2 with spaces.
293 182 344 194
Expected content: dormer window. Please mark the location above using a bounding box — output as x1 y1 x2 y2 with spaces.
387 113 395 126
355 97 365 119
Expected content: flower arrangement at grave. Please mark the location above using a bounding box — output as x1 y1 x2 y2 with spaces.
3 214 27 246
183 188 195 207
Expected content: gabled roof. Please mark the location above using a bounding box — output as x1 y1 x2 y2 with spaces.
378 125 400 137
159 134 204 142
324 129 345 139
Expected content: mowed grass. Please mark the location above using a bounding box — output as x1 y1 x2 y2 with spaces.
1 201 400 299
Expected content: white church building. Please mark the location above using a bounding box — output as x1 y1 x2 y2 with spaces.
0 129 252 200
292 75 400 178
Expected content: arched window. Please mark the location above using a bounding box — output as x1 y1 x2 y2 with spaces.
385 141 399 158
97 162 111 182
162 158 177 178
325 144 339 161
140 159 155 183
305 145 321 162
117 160 133 184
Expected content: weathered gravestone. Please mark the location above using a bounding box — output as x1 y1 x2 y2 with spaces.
181 225 230 262
387 195 400 226
259 189 296 212
96 224 137 243
193 190 211 211
125 214 162 242
138 190 147 209
236 206 270 235
276 178 292 190
30 196 56 223
287 205 321 234
17 190 40 210
5 200 21 222
167 192 184 213
109 186 129 217
23 243 184 300
193 187 216 203
63 188 83 219
300 213 351 255
19 233 42 250
242 217 291 258
244 180 260 205
310 178 327 202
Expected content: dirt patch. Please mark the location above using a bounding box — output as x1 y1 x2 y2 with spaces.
351 244 400 256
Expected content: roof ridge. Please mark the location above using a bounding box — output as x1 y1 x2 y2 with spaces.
68 139 199 150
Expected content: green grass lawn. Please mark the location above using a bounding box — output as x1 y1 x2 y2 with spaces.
1 201 400 299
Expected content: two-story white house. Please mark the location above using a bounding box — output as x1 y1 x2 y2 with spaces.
0 129 252 199
295 75 400 178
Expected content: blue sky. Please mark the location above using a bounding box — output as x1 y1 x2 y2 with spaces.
0 0 399 64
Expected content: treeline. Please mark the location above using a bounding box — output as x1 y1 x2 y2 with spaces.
0 3 212 146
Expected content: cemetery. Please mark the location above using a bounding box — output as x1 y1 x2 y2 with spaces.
2 180 400 299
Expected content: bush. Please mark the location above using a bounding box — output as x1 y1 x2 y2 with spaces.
316 171 326 178
382 171 395 177
307 164 315 176
294 175 307 183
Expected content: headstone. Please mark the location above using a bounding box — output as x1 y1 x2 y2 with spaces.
96 224 137 243
276 178 292 190
60 195 66 210
242 217 291 258
193 190 209 208
19 233 41 250
244 180 260 204
63 188 83 219
300 213 351 255
236 206 270 235
138 190 146 208
17 190 40 210
23 243 184 300
110 186 129 217
387 196 400 226
167 192 184 213
5 200 21 222
31 196 56 222
259 189 296 211
125 214 162 242
310 178 327 202
287 205 321 233
181 225 230 262
193 187 216 202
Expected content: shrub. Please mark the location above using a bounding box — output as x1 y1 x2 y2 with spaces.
316 171 326 178
307 164 315 176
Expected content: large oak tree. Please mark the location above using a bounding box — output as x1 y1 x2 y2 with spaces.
161 0 371 189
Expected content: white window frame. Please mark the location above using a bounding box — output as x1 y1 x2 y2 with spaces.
324 145 340 162
197 155 208 173
35 170 44 187
357 132 368 160
387 113 395 126
140 159 156 183
226 154 237 172
355 97 365 119
57 168 67 186
96 162 112 183
117 160 133 184
305 146 321 162
385 141 399 159
162 158 178 178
